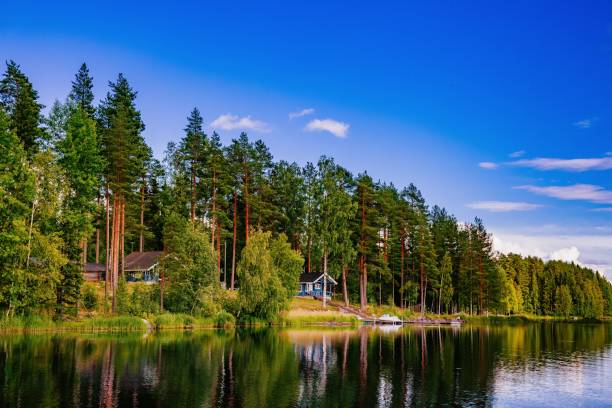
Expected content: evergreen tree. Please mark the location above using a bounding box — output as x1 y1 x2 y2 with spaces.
555 285 573 318
69 63 95 116
98 73 148 312
355 173 379 311
0 60 44 153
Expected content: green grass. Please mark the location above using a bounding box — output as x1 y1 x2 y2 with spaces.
153 312 236 329
0 315 147 332
461 313 608 324
281 314 359 327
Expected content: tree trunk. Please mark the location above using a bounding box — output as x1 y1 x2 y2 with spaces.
111 195 119 313
359 256 368 312
120 201 125 277
82 239 87 266
420 253 425 316
191 168 196 221
105 189 110 301
96 194 100 264
342 265 349 307
160 265 164 312
139 185 144 252
217 220 222 276
307 240 311 273
400 233 405 308
231 191 237 290
323 250 328 308
244 174 249 242
211 170 217 249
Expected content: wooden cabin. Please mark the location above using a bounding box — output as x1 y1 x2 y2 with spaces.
297 272 336 299
83 263 105 282
124 251 163 283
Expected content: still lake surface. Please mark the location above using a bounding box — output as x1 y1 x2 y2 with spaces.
0 323 611 407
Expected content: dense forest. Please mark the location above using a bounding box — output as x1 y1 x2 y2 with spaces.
1 60 611 321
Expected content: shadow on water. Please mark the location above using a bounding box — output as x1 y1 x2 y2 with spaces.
0 323 611 407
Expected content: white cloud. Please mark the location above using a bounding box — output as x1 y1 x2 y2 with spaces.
491 231 612 280
478 162 498 170
550 246 581 263
289 108 314 120
467 201 543 212
210 113 270 133
574 119 593 128
305 118 349 138
516 184 612 204
510 157 612 172
509 150 526 158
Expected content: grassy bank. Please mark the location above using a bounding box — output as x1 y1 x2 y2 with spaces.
281 297 359 326
0 315 147 333
463 313 609 324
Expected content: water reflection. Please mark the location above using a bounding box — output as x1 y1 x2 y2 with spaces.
0 324 611 407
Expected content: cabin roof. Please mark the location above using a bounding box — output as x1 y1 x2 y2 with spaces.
124 251 163 272
299 272 337 285
84 263 105 273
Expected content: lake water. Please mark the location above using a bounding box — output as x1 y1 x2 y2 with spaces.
0 323 611 407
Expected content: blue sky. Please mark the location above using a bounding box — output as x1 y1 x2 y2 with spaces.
2 1 612 277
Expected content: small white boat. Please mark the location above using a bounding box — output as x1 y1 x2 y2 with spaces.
378 314 403 325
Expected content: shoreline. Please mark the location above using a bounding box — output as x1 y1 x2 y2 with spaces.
0 312 607 335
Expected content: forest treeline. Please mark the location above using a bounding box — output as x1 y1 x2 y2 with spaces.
0 60 611 320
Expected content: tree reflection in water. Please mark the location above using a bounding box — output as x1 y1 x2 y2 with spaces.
0 323 611 407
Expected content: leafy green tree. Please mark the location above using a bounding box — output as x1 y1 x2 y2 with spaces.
161 213 218 314
270 233 304 299
268 161 305 248
438 252 454 313
0 60 44 154
0 107 34 315
237 230 300 321
555 285 573 318
54 107 104 315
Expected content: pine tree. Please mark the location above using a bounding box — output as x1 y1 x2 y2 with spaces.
315 156 357 307
98 74 148 312
180 108 207 221
355 173 379 311
54 107 104 315
0 60 44 154
69 63 95 116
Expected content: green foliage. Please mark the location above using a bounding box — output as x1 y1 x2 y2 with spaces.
237 230 303 321
56 263 83 316
127 283 160 316
161 213 218 314
115 277 129 315
0 60 44 153
214 310 236 328
81 283 98 311
154 313 195 329
69 63 95 116
0 59 611 323
555 285 573 318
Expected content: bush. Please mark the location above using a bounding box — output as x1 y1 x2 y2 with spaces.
195 285 221 316
154 313 195 329
82 284 99 311
128 283 160 316
219 289 241 317
214 311 236 328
